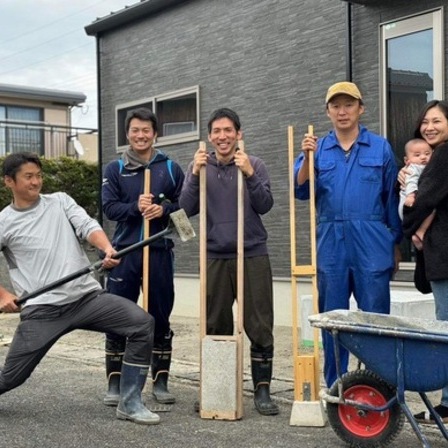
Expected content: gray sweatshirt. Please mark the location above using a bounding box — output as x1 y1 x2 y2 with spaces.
179 152 273 259
0 193 102 307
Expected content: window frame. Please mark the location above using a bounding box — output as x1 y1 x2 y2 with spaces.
379 8 444 270
380 8 444 135
115 85 200 152
0 105 43 156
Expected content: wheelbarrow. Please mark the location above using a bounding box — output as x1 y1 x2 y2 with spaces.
309 309 448 448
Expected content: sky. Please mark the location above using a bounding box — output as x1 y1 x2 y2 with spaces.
0 0 138 130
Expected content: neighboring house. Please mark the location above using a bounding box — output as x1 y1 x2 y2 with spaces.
0 83 97 161
85 0 446 284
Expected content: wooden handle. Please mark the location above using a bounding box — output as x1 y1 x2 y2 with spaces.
142 169 150 312
288 126 300 398
306 124 320 394
289 124 320 401
306 125 316 268
199 141 207 338
236 139 245 418
308 124 315 200
236 139 244 336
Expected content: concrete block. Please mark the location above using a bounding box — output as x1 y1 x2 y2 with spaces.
201 337 237 415
290 400 327 427
301 290 435 345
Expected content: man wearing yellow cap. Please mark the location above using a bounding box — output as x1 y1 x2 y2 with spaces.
294 82 402 387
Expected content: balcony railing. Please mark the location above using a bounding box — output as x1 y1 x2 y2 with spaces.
0 119 97 159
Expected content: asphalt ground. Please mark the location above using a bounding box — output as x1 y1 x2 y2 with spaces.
0 313 447 448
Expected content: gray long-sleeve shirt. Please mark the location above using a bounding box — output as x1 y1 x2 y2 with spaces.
0 193 102 306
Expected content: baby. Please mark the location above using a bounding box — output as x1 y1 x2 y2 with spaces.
398 138 434 250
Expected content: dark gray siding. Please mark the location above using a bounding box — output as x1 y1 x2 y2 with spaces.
95 0 448 278
97 0 348 277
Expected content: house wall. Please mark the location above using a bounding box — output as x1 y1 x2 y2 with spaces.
43 108 69 126
77 133 98 163
98 0 349 277
0 96 68 125
0 96 72 158
97 0 448 278
0 92 98 161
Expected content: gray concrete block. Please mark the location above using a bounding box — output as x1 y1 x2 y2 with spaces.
201 337 237 413
290 400 327 427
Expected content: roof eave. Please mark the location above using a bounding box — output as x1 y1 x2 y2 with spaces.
85 0 187 36
0 83 86 106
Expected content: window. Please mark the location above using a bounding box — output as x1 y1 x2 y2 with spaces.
0 106 43 156
115 86 199 151
380 9 444 263
0 107 4 156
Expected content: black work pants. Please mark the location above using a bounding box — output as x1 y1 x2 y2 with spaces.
106 248 174 350
0 290 154 394
206 255 274 352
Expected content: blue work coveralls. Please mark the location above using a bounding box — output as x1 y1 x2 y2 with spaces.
294 126 402 387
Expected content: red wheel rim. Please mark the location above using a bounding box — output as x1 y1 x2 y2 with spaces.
338 384 390 437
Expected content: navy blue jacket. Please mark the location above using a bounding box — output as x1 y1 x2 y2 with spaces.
102 150 184 250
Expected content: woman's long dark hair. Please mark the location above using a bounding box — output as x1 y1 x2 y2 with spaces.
413 99 448 142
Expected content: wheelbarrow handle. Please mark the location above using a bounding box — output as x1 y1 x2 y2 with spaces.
16 226 172 306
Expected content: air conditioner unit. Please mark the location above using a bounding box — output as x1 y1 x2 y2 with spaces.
162 121 195 136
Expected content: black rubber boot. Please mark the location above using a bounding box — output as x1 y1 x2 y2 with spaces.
251 351 279 416
152 349 175 404
116 362 160 425
104 353 123 406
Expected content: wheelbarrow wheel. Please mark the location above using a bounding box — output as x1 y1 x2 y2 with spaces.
327 369 404 448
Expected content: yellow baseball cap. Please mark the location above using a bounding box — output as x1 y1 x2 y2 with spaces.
325 81 362 104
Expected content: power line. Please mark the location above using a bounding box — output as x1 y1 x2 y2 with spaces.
0 0 109 45
52 74 97 89
0 42 93 76
0 29 81 63
0 1 131 128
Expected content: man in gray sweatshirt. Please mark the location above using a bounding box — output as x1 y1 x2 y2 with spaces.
0 152 159 425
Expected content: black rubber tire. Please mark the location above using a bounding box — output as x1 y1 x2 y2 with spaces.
326 369 405 448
